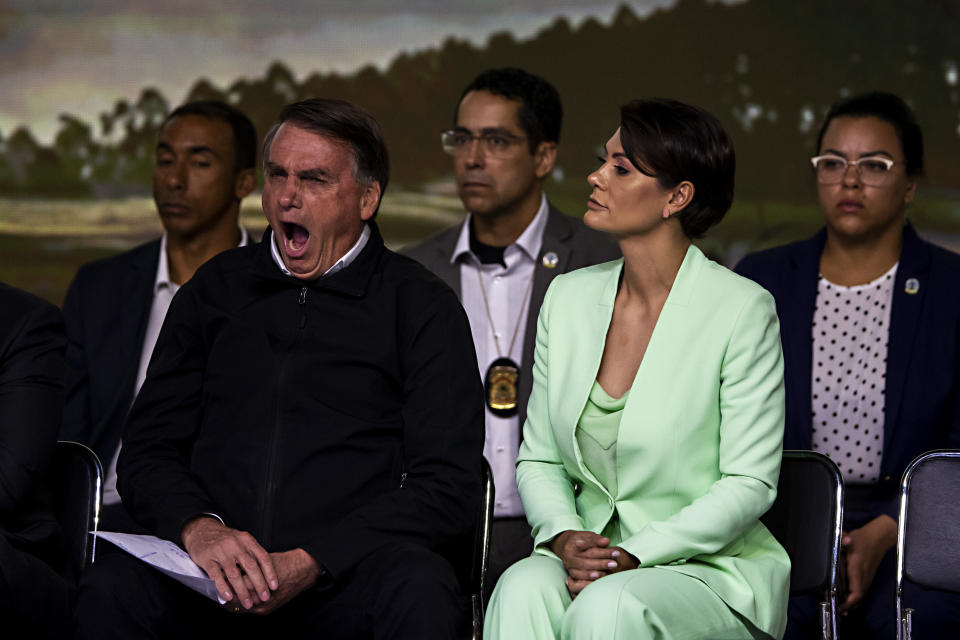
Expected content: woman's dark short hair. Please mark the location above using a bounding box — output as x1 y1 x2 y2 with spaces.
262 98 389 213
458 67 562 152
619 99 735 239
816 91 924 177
165 100 258 172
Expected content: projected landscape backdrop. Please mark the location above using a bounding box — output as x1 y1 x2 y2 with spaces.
2 0 959 303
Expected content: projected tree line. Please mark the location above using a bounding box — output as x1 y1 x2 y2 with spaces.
2 0 958 202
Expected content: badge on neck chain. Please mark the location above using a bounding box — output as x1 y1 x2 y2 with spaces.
474 265 535 418
485 357 520 416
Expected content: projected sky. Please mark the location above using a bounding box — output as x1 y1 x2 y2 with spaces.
1 0 702 142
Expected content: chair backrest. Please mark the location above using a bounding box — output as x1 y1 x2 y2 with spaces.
897 450 960 594
761 450 844 596
47 441 102 581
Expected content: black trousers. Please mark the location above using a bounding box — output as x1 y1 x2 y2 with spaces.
75 540 459 639
784 486 960 639
0 533 72 639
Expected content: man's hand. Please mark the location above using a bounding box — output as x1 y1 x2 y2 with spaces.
181 516 278 610
840 514 897 612
242 549 321 616
550 530 619 598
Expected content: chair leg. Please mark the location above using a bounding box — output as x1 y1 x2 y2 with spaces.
899 607 913 640
471 593 484 640
819 601 834 640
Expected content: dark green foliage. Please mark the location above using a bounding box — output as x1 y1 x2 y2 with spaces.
2 0 958 199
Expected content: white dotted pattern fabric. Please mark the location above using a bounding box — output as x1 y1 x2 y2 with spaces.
810 264 897 483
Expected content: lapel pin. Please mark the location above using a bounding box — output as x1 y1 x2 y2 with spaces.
904 278 919 295
542 251 559 269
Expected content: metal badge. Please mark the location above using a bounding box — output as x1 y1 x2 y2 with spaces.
485 357 520 417
542 251 559 269
905 278 920 295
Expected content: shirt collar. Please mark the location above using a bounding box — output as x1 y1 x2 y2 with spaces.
451 192 548 265
270 223 371 278
156 227 248 292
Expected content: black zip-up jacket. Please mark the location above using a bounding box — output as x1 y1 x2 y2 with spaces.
117 223 484 581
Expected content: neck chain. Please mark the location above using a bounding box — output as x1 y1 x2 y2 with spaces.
474 259 536 417
474 263 535 359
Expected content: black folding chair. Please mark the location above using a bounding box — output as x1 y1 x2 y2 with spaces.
47 440 103 581
761 450 844 640
895 449 960 640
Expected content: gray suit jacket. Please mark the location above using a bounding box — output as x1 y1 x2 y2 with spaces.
403 203 620 431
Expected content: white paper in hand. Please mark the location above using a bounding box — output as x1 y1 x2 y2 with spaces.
94 531 226 604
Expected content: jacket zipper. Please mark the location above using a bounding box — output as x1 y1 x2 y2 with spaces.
260 286 308 547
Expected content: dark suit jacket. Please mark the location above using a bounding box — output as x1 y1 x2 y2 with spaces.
61 231 256 466
403 203 620 431
60 240 160 467
735 224 960 517
0 282 65 552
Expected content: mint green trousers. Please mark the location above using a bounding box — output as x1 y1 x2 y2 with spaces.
484 555 768 640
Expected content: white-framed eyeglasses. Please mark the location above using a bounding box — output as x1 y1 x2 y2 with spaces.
441 129 527 157
810 154 897 186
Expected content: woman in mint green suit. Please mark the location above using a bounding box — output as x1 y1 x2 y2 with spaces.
485 99 790 639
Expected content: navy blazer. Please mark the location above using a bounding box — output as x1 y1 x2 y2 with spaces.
61 240 160 466
736 223 960 517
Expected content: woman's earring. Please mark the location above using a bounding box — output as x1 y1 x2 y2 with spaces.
662 206 671 219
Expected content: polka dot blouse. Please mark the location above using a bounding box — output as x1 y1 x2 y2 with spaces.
811 263 897 484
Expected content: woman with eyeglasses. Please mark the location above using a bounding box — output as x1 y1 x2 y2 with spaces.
484 98 790 639
737 91 960 638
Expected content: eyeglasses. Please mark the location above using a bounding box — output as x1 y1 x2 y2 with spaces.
441 129 527 158
810 154 898 186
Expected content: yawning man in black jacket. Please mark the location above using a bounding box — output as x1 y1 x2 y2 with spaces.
75 98 485 639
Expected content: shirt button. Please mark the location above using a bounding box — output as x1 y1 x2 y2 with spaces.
494 332 502 339
494 276 502 283
496 447 504 453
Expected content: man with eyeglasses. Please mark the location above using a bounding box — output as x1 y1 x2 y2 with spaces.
405 67 618 599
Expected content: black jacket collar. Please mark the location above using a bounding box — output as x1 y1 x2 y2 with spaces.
252 221 385 298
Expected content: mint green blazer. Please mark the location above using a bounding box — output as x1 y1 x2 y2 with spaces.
517 245 790 637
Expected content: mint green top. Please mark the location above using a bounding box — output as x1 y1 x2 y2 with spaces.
576 380 628 541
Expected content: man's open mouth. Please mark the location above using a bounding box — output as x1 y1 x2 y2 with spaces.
282 222 310 257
